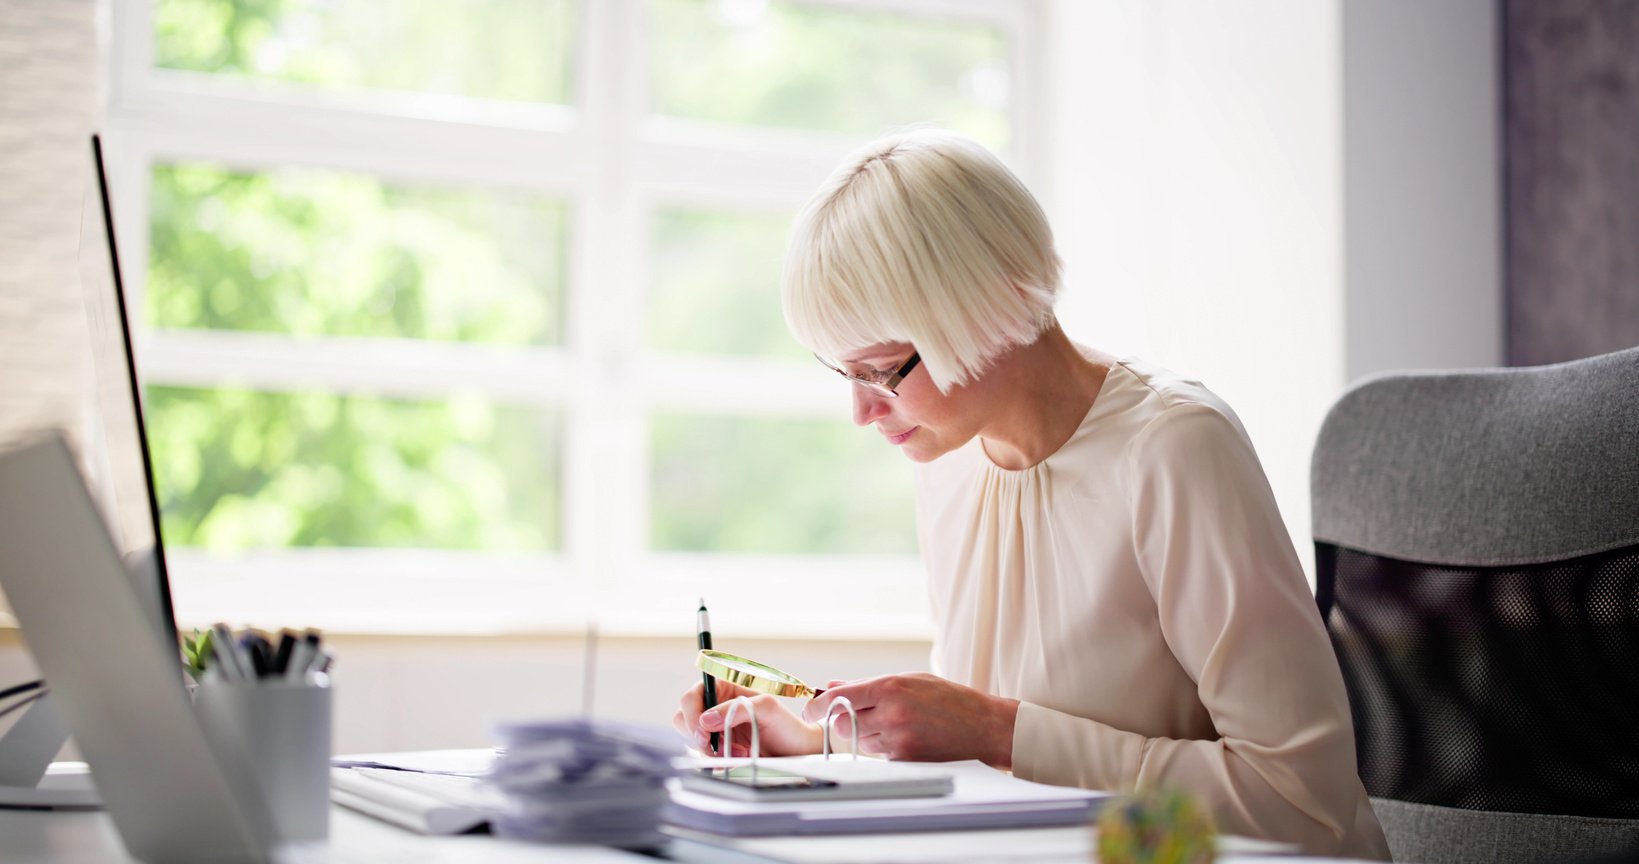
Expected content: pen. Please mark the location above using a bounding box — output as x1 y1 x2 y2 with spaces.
241 632 271 678
211 623 248 681
697 598 720 756
283 629 321 682
271 629 297 675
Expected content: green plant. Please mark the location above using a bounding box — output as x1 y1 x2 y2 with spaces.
181 628 215 679
1096 787 1216 864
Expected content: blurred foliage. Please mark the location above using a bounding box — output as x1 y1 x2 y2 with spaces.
143 0 1002 559
146 386 559 551
651 414 916 554
651 0 1011 150
154 0 575 103
1096 787 1217 864
149 163 564 344
648 208 799 357
182 628 214 678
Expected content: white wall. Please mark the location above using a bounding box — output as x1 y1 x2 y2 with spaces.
1043 0 1502 576
1044 0 1345 574
0 631 930 756
1343 0 1503 380
0 0 98 457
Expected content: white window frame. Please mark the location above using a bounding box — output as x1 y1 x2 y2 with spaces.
103 0 1047 639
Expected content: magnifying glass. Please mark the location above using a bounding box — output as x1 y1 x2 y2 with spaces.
696 649 826 699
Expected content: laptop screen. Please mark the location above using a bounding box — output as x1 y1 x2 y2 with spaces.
78 134 180 651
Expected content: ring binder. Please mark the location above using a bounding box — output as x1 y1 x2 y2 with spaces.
675 698 955 804
820 696 858 761
721 697 759 772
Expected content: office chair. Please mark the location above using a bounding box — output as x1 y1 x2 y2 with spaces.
1311 345 1639 864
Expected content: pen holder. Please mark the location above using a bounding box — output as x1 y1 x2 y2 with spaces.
195 679 333 843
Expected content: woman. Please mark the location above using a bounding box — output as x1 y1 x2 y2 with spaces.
672 129 1389 859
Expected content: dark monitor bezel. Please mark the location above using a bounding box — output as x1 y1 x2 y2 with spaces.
90 133 180 651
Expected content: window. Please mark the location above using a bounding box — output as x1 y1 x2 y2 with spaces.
108 0 1042 637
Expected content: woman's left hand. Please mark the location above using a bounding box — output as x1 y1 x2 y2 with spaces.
800 673 1019 767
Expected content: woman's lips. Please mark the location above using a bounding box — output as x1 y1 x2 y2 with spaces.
884 426 918 445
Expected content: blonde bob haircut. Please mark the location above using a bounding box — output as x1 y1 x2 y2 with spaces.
782 128 1060 393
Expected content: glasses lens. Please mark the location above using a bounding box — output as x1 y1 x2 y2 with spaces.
813 353 902 397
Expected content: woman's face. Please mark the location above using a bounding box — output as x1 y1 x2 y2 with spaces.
840 343 985 463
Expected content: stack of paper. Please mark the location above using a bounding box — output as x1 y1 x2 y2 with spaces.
330 751 503 835
487 718 685 848
680 757 955 802
665 758 1111 836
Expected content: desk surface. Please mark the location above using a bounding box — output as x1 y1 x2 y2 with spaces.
0 805 651 863
0 803 1373 864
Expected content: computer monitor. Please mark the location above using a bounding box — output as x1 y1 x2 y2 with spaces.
0 135 179 811
77 134 180 651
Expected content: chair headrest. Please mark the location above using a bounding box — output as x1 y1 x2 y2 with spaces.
1311 346 1639 566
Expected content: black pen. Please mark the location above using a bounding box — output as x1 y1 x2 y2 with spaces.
697 598 720 756
241 632 271 679
271 630 297 675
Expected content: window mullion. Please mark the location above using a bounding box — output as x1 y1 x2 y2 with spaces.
564 0 651 609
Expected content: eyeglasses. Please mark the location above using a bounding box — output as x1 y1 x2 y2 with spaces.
814 350 921 398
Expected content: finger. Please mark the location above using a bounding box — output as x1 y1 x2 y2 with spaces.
722 725 755 759
819 705 878 745
678 687 716 744
679 683 709 726
678 681 704 711
702 693 771 732
802 681 877 723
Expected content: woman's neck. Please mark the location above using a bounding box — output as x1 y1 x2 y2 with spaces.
976 323 1111 471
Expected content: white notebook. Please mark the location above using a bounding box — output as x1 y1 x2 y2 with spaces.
329 750 501 835
665 758 1109 837
679 756 954 802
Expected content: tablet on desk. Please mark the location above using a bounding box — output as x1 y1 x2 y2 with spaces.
683 766 841 801
680 759 953 803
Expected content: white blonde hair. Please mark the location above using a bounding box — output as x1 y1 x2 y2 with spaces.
781 129 1060 393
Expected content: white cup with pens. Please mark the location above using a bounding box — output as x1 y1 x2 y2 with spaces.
194 626 333 843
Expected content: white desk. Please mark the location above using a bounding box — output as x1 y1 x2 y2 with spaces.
0 805 652 863
0 803 1372 864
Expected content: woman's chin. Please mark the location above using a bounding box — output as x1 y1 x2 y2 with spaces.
899 440 948 464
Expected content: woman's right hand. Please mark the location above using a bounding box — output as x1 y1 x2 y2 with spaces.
672 679 825 758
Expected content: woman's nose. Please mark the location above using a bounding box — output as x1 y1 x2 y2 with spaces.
852 386 890 426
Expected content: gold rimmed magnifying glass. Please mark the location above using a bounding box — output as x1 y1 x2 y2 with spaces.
696 649 826 699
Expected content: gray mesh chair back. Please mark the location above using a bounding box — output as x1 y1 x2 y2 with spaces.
1311 346 1639 864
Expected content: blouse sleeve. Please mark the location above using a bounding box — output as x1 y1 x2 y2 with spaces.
1009 403 1365 855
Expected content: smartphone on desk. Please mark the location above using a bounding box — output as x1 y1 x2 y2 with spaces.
681 766 840 801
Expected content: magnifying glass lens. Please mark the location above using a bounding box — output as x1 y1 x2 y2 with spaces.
696 649 820 698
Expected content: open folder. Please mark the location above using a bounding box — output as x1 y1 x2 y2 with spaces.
680 756 954 802
664 757 1110 836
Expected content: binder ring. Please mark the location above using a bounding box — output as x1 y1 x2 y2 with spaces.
722 696 760 772
820 696 859 761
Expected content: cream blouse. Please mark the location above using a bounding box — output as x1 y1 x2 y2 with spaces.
913 357 1389 859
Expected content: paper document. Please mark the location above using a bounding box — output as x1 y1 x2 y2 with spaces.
664 758 1110 837
664 825 1298 864
329 749 501 835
